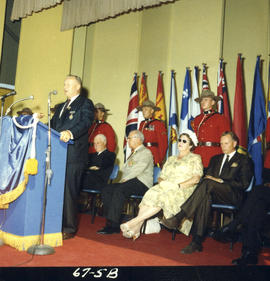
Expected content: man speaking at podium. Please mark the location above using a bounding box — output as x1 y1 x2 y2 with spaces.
51 75 94 240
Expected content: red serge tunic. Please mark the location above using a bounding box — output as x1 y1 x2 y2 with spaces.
88 121 116 153
192 111 230 168
139 119 168 165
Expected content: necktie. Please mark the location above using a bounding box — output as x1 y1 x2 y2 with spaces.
59 99 71 118
63 99 71 112
220 155 230 175
126 150 135 161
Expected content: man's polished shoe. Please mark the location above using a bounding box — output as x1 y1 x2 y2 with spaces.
97 226 120 235
180 241 202 254
232 251 258 265
160 212 184 230
212 226 238 243
62 232 75 240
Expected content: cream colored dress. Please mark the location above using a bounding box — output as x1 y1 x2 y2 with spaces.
140 152 203 235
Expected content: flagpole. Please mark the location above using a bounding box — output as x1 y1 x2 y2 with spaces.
219 0 226 59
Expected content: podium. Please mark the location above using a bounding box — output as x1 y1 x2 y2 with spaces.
0 120 68 251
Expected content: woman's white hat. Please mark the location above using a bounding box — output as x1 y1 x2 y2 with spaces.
180 129 198 147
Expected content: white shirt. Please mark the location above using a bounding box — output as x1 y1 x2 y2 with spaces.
59 94 80 118
219 150 236 175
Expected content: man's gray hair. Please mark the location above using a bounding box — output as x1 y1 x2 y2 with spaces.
94 134 107 145
67 74 82 89
130 130 144 143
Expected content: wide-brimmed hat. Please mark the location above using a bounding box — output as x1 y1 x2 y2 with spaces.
195 89 221 103
180 129 198 146
94 103 110 112
17 107 33 115
136 100 160 112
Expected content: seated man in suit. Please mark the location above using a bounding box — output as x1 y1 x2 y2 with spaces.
161 131 253 254
97 130 154 235
82 134 116 189
214 170 270 265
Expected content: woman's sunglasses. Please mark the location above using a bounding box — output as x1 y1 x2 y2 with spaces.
178 138 188 143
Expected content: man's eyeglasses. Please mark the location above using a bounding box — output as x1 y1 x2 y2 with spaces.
127 136 138 140
178 138 188 143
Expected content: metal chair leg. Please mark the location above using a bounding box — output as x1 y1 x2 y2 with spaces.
91 194 97 224
172 230 176 240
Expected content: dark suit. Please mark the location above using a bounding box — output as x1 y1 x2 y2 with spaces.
51 95 94 234
234 186 270 255
181 151 253 239
82 149 116 189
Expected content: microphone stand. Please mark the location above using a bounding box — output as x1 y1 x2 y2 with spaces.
27 92 55 255
5 96 34 116
0 96 6 140
0 97 5 245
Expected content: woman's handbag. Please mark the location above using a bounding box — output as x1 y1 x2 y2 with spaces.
144 217 161 234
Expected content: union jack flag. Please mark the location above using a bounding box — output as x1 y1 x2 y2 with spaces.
202 64 209 90
217 59 231 125
123 73 139 161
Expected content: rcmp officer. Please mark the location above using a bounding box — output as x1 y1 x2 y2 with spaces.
88 103 116 153
191 90 230 168
137 100 168 166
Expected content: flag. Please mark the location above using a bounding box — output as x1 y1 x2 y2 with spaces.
202 64 210 90
123 73 139 161
179 68 191 133
138 72 149 127
232 54 247 153
189 66 201 129
0 115 39 208
248 56 267 185
264 61 270 169
167 70 179 156
154 71 166 122
217 59 231 125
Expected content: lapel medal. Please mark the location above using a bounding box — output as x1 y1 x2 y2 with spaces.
69 110 75 120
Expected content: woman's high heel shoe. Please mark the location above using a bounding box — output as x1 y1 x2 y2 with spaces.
120 223 130 234
132 232 140 241
122 230 134 239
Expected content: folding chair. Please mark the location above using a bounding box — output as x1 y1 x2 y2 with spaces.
81 164 119 223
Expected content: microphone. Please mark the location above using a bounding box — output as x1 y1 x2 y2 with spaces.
0 90 16 100
5 95 34 116
49 90 57 96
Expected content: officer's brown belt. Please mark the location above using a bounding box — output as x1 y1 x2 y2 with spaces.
198 141 220 147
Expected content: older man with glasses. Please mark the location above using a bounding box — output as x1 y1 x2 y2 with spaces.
97 130 153 235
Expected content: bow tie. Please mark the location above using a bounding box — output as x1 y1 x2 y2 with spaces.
203 110 212 115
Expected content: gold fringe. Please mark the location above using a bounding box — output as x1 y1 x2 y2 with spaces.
0 230 63 251
0 158 38 209
25 158 38 175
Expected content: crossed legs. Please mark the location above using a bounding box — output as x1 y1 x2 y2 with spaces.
120 204 161 239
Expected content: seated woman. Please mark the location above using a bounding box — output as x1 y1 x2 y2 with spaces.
120 129 203 240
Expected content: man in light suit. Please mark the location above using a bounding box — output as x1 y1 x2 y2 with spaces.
162 131 253 254
51 75 94 240
82 134 116 189
97 130 154 234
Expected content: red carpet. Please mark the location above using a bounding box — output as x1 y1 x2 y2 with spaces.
1 213 270 267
